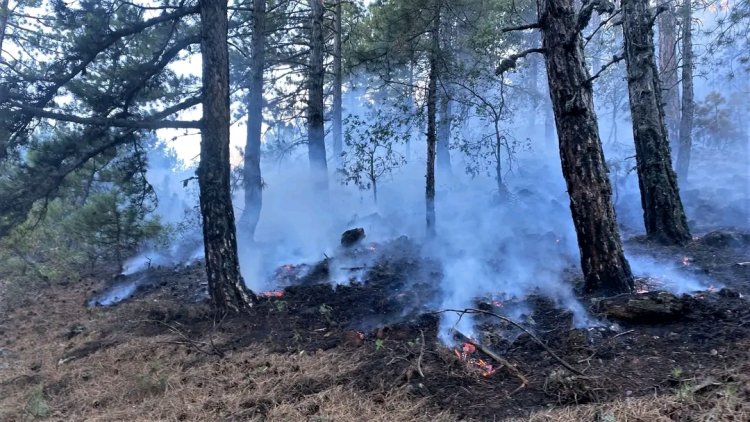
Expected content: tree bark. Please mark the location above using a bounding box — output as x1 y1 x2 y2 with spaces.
537 0 634 295
436 11 452 175
676 0 693 181
436 89 452 174
0 0 9 57
658 2 680 151
622 0 691 245
199 0 255 312
332 0 343 164
239 0 266 242
425 2 440 238
307 0 328 190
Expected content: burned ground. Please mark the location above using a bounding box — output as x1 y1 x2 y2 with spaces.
1 231 750 421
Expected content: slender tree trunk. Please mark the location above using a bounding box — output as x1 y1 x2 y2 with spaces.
0 0 9 57
436 11 452 175
425 3 440 238
406 59 415 161
240 0 266 242
199 0 255 312
332 0 343 164
436 90 452 174
676 0 693 181
658 2 680 152
537 0 634 295
622 0 691 244
308 0 328 190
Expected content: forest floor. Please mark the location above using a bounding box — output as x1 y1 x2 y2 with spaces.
1 230 750 421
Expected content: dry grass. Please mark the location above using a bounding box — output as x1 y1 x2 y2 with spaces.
0 282 454 421
519 366 750 422
3 281 750 421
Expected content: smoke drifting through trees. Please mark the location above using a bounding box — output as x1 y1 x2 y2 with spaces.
0 0 747 336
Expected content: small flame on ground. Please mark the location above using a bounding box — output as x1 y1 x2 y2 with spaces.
682 256 693 266
260 290 284 298
453 342 497 377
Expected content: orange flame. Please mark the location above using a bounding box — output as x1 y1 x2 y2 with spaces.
260 290 284 298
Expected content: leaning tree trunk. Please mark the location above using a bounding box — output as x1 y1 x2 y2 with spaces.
658 2 680 152
537 0 634 295
239 0 267 242
307 0 328 190
425 3 440 238
332 0 343 164
622 0 691 245
676 0 693 181
199 0 255 312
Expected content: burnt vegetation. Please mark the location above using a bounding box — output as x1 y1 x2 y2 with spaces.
0 0 749 420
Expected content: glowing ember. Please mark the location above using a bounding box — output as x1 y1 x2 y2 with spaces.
454 342 497 377
491 300 504 308
366 243 378 252
260 290 284 298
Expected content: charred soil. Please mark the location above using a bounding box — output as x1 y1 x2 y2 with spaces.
1 232 750 421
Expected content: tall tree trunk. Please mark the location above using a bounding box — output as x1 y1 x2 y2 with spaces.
658 2 680 152
425 3 440 238
308 0 328 190
436 89 452 174
405 59 415 161
676 0 693 181
622 0 691 244
537 0 634 295
239 0 266 241
0 0 9 57
199 0 255 312
332 0 343 164
436 11 452 175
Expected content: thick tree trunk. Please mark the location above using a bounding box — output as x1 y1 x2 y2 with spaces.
308 0 328 189
199 0 255 312
537 0 634 295
332 0 343 164
658 2 680 151
436 90 452 174
239 0 266 241
425 3 440 238
676 0 693 181
0 0 9 56
622 0 691 244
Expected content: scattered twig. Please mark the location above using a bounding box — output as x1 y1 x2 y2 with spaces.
453 329 528 392
417 329 426 378
613 329 636 339
436 308 583 375
138 319 224 358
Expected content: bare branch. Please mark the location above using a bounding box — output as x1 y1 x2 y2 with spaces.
502 22 540 33
496 48 546 75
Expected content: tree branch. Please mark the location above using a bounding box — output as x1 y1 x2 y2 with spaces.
496 48 546 75
11 102 202 130
502 22 540 32
582 53 624 86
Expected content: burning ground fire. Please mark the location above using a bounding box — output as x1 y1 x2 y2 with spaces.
453 342 497 377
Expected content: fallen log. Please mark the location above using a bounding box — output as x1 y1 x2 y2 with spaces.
595 291 688 322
